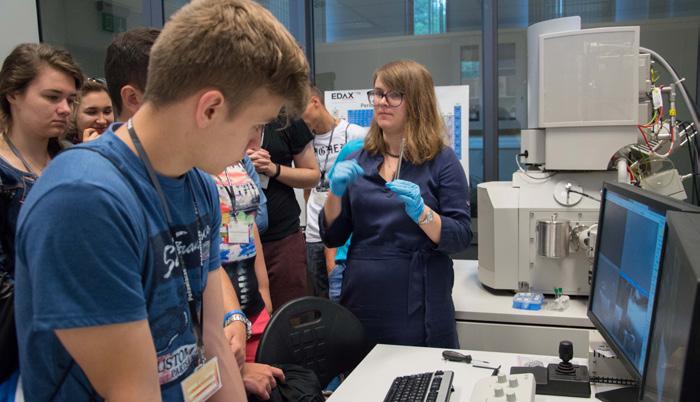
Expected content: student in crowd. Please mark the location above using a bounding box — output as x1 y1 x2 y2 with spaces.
104 27 161 122
65 77 114 143
0 42 82 399
302 84 366 298
105 27 270 235
247 118 319 308
103 23 278 401
13 1 309 401
214 155 273 359
321 60 472 348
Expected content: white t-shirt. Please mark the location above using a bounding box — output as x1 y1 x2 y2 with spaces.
305 119 367 243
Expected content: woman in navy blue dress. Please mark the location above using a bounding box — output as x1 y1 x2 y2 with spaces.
320 60 472 348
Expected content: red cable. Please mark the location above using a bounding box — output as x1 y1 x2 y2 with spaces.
638 125 653 152
641 107 663 128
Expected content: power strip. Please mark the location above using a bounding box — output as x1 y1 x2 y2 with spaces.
469 373 535 402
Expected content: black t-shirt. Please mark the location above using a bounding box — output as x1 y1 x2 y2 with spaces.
260 119 314 242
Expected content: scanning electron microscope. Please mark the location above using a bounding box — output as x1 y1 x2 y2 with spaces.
477 17 700 295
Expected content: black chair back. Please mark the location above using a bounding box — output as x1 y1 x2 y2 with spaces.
255 296 369 386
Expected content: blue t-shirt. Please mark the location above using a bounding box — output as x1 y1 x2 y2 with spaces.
14 127 222 401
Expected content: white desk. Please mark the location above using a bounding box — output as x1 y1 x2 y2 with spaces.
452 260 592 327
328 344 616 402
452 261 595 358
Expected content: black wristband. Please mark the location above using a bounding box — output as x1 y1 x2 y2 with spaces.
272 163 282 179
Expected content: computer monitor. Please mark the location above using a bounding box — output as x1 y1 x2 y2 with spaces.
588 182 699 401
642 211 700 402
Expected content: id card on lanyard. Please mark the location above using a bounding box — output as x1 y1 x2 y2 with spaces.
314 122 348 195
126 120 222 401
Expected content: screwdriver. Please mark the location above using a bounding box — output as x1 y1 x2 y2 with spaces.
442 350 493 366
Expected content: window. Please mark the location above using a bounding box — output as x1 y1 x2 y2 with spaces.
38 0 164 77
414 0 447 35
258 0 291 28
164 0 188 20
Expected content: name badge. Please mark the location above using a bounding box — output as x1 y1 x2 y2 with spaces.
259 175 270 189
228 220 250 244
181 357 222 402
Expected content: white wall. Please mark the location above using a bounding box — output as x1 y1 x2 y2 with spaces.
0 0 40 63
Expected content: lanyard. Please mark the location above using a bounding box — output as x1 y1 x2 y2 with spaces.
219 165 239 212
3 132 39 179
126 119 206 365
314 121 348 183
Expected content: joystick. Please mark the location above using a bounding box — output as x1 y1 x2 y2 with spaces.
510 340 591 398
554 341 576 375
545 340 591 398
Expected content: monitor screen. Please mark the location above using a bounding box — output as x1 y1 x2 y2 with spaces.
588 182 698 383
643 211 700 402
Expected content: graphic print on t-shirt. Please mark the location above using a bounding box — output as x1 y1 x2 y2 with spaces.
147 218 211 385
306 120 367 243
214 163 259 262
312 123 349 191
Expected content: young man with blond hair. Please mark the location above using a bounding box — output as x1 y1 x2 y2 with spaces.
14 1 309 401
103 25 279 401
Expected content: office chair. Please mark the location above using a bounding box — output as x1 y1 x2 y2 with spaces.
255 296 369 387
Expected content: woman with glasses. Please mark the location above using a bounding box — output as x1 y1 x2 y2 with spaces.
0 43 82 398
320 60 472 348
65 77 114 144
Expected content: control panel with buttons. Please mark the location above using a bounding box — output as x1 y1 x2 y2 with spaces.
469 373 535 402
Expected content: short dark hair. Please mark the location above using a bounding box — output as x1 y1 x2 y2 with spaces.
309 84 324 105
103 27 160 116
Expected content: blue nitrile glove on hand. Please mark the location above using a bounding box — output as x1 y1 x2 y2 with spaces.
386 179 425 223
329 160 364 196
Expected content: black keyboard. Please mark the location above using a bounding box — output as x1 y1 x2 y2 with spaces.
383 370 454 402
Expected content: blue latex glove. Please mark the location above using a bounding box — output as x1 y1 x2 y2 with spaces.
329 160 364 196
386 179 425 223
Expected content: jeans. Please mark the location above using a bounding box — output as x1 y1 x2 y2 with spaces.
306 242 329 298
328 262 346 302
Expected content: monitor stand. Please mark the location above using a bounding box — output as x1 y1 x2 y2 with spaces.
595 386 640 402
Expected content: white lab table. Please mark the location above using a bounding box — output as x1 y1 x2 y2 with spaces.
452 261 595 358
327 344 616 402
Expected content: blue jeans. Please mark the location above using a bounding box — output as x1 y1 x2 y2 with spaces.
306 242 329 298
328 262 346 302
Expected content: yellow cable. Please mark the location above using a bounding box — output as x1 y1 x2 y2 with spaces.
644 110 658 126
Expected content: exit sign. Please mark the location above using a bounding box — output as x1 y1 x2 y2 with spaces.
101 13 126 33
